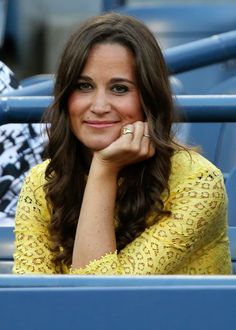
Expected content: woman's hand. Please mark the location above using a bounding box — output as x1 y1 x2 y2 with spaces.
93 121 155 173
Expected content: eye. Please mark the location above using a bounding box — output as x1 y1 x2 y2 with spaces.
112 84 128 94
76 82 93 91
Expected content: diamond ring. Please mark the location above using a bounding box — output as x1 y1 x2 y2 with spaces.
122 127 134 135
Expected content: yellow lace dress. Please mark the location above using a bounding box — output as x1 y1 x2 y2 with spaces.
13 150 232 275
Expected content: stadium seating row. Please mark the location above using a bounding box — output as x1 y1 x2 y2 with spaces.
1 274 236 330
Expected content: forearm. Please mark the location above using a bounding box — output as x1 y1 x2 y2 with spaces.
71 122 154 270
72 159 118 269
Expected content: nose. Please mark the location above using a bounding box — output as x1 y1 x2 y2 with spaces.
90 90 111 114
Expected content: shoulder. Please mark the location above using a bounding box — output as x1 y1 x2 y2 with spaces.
164 150 227 230
169 150 224 191
24 160 49 188
171 149 222 178
29 159 49 175
16 160 51 223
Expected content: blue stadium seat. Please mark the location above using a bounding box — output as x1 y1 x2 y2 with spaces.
0 223 14 274
1 275 236 330
226 167 236 227
4 79 54 96
229 227 236 274
20 74 54 87
117 3 236 46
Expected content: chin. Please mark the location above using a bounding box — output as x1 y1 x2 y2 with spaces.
84 136 119 151
91 144 111 151
85 140 114 152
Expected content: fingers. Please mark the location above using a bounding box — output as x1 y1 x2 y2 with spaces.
121 124 134 142
121 125 134 135
139 122 155 158
121 121 155 159
142 122 155 157
143 122 151 139
121 121 146 140
95 121 155 170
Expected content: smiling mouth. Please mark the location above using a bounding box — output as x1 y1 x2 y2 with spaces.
84 121 119 128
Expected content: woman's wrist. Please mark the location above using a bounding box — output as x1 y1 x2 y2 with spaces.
90 154 121 178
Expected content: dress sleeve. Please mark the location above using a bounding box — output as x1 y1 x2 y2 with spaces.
13 163 58 274
70 161 228 275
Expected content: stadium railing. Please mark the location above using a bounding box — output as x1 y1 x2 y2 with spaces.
3 29 236 175
1 94 236 124
164 30 236 76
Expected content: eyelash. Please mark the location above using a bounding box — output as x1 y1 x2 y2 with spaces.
112 85 128 94
75 82 129 94
76 82 93 91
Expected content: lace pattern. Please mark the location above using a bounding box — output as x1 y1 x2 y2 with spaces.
13 151 232 275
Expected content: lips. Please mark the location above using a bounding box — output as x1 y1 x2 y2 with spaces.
84 120 119 128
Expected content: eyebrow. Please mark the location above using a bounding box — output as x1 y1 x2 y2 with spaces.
110 78 136 86
78 75 136 85
78 75 93 82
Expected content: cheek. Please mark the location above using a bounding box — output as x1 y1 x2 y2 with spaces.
68 107 79 131
67 99 81 134
118 95 144 120
126 102 144 121
68 94 84 119
68 93 78 117
136 106 145 121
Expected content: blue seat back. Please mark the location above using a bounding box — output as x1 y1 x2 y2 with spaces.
229 227 236 274
0 224 14 274
226 168 236 226
1 276 236 330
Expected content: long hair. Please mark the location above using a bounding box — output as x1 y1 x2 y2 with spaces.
43 12 179 267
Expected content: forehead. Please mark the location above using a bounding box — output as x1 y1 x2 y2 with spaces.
81 43 136 75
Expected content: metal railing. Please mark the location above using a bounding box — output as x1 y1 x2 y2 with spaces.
165 30 236 74
0 95 236 125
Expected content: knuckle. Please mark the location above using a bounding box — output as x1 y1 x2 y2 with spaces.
134 121 143 130
121 144 131 153
131 146 140 154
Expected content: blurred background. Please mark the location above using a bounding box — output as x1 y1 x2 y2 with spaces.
2 0 236 174
1 0 236 173
1 0 236 79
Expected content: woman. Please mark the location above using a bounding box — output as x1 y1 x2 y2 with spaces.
13 13 232 275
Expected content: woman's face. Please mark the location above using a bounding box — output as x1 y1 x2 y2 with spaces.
68 42 144 151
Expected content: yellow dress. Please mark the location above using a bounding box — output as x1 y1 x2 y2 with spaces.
13 150 232 275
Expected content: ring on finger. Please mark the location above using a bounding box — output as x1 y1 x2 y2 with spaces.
143 133 151 138
122 127 134 135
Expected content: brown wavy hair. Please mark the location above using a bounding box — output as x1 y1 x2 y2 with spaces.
43 12 180 267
